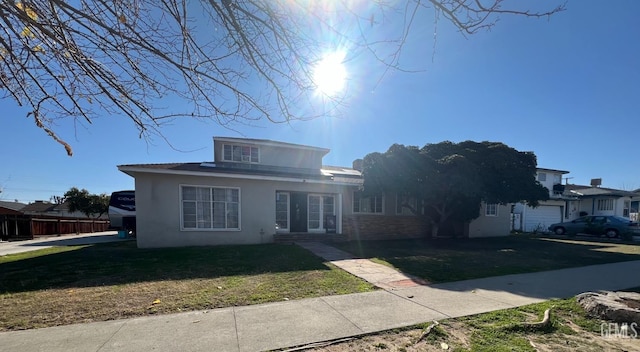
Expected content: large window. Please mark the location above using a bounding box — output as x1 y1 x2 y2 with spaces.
181 186 240 230
223 144 259 163
353 191 383 214
485 203 498 217
597 199 613 211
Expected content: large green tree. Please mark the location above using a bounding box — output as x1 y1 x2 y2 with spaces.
0 1 564 155
63 187 110 218
362 141 549 237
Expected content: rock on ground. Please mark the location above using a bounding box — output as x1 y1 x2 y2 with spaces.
576 291 640 323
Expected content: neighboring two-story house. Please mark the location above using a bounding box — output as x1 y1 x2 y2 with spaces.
513 169 638 232
119 137 513 248
512 168 571 232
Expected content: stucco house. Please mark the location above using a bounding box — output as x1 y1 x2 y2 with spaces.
512 168 572 232
467 203 512 238
513 169 638 232
119 137 358 247
563 184 637 219
118 137 512 248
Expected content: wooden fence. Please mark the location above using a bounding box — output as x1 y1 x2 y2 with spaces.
1 215 110 240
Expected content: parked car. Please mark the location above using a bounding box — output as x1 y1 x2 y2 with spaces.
548 216 640 238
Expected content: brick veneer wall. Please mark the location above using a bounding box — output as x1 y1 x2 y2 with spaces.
342 215 430 241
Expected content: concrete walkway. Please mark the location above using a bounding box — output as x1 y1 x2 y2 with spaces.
1 243 640 352
296 242 428 289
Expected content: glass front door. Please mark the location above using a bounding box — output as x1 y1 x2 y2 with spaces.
277 192 336 233
308 194 335 232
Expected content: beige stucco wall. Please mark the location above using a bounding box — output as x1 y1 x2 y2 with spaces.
133 172 355 248
467 203 511 238
132 170 514 246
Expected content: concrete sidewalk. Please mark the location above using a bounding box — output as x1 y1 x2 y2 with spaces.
296 241 640 296
0 231 130 256
1 245 640 352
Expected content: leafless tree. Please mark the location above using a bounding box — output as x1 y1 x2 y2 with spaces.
0 1 565 155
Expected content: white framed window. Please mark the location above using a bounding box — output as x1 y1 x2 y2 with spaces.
181 185 240 230
537 173 547 182
353 191 383 214
597 199 614 211
223 144 259 163
396 194 418 216
485 203 498 217
275 192 289 231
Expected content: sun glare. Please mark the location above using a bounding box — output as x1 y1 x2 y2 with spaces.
312 51 347 97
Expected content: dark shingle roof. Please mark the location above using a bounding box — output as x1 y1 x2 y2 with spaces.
0 200 26 212
21 201 57 213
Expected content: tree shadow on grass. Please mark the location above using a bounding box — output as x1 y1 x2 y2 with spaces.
0 241 329 294
335 235 640 284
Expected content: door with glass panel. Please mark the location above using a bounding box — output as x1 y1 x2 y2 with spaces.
308 195 335 232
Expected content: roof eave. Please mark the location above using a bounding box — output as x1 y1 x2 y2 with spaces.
537 167 570 174
117 165 361 186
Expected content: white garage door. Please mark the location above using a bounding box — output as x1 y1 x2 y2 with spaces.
525 205 563 232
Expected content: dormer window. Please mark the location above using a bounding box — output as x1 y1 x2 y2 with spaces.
223 144 259 163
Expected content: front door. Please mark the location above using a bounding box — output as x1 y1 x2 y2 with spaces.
290 192 308 232
308 194 335 232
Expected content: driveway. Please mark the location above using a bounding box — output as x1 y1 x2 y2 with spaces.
0 231 131 256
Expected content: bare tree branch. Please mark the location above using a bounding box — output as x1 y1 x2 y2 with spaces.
0 1 565 155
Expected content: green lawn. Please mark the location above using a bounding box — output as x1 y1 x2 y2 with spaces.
0 241 374 331
3 235 638 332
334 235 640 283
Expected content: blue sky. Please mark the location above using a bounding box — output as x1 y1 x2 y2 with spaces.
2 1 640 203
